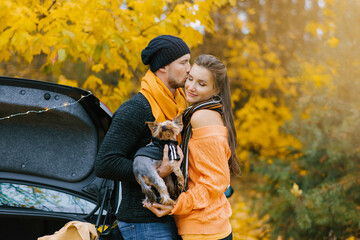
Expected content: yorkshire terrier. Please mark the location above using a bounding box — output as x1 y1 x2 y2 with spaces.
133 115 185 206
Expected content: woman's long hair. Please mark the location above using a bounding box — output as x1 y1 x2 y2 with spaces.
194 54 241 175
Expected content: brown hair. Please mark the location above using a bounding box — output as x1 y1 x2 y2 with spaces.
194 54 241 175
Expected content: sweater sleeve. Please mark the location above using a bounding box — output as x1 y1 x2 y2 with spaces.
171 126 231 215
95 95 151 182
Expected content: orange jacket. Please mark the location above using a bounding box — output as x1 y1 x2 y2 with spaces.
171 126 232 235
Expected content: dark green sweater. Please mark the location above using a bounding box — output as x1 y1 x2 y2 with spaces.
95 93 171 222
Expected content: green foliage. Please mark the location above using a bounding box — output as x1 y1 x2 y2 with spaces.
253 69 360 238
227 0 360 239
254 148 360 239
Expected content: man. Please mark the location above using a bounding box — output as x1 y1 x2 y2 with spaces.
95 35 191 240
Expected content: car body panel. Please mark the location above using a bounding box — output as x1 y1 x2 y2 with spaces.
0 76 116 220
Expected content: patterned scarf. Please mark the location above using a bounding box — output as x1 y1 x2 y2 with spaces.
180 95 223 191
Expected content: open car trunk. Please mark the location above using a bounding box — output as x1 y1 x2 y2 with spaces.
0 76 118 239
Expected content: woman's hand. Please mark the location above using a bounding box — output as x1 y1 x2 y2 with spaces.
143 202 174 217
157 145 184 178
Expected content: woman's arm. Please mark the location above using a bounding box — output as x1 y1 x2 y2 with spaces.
172 134 231 215
171 110 230 215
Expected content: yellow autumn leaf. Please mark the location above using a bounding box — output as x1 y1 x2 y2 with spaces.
83 75 103 91
57 75 79 87
327 36 339 48
92 64 105 73
57 49 66 62
305 22 320 36
290 183 303 197
247 8 256 15
346 237 355 240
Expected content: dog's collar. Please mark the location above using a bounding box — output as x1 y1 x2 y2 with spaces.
151 137 178 146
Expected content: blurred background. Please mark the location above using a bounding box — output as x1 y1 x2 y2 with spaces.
1 0 359 239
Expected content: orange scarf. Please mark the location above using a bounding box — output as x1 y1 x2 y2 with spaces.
140 70 186 123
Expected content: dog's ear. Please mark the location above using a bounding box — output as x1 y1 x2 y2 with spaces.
145 121 159 135
173 114 183 127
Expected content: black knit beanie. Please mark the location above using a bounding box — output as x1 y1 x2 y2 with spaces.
141 35 190 72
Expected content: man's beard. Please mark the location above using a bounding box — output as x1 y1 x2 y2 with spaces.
168 71 185 89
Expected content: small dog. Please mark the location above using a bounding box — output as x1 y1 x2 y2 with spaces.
133 115 184 205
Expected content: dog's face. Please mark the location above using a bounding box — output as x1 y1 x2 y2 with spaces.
146 115 183 140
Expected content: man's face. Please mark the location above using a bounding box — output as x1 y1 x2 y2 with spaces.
166 54 191 89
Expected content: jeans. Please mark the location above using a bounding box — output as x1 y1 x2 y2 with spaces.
220 232 233 240
117 219 179 240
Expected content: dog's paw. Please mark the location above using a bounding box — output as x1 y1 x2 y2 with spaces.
142 198 152 206
161 197 175 206
177 182 185 192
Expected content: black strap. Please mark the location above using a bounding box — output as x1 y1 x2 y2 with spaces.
182 95 223 133
180 95 222 191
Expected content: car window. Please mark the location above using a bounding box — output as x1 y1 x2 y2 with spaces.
0 183 96 214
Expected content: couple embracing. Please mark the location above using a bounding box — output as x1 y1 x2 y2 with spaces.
95 35 240 240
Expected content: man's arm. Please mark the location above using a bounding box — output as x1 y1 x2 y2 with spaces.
95 98 150 182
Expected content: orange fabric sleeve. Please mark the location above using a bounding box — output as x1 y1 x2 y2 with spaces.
172 126 231 215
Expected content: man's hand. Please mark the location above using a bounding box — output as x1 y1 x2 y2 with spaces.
143 202 174 217
157 145 184 178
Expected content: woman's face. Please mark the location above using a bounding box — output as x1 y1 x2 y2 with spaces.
185 64 219 104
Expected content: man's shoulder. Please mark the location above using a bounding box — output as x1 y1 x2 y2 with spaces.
113 92 153 120
117 92 150 111
124 92 148 104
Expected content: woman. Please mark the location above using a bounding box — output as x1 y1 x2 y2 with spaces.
145 54 241 240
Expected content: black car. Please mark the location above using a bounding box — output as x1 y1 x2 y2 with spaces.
0 76 120 239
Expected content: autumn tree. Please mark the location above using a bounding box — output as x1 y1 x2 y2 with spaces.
253 1 360 238
0 0 234 111
195 0 360 239
194 1 303 168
